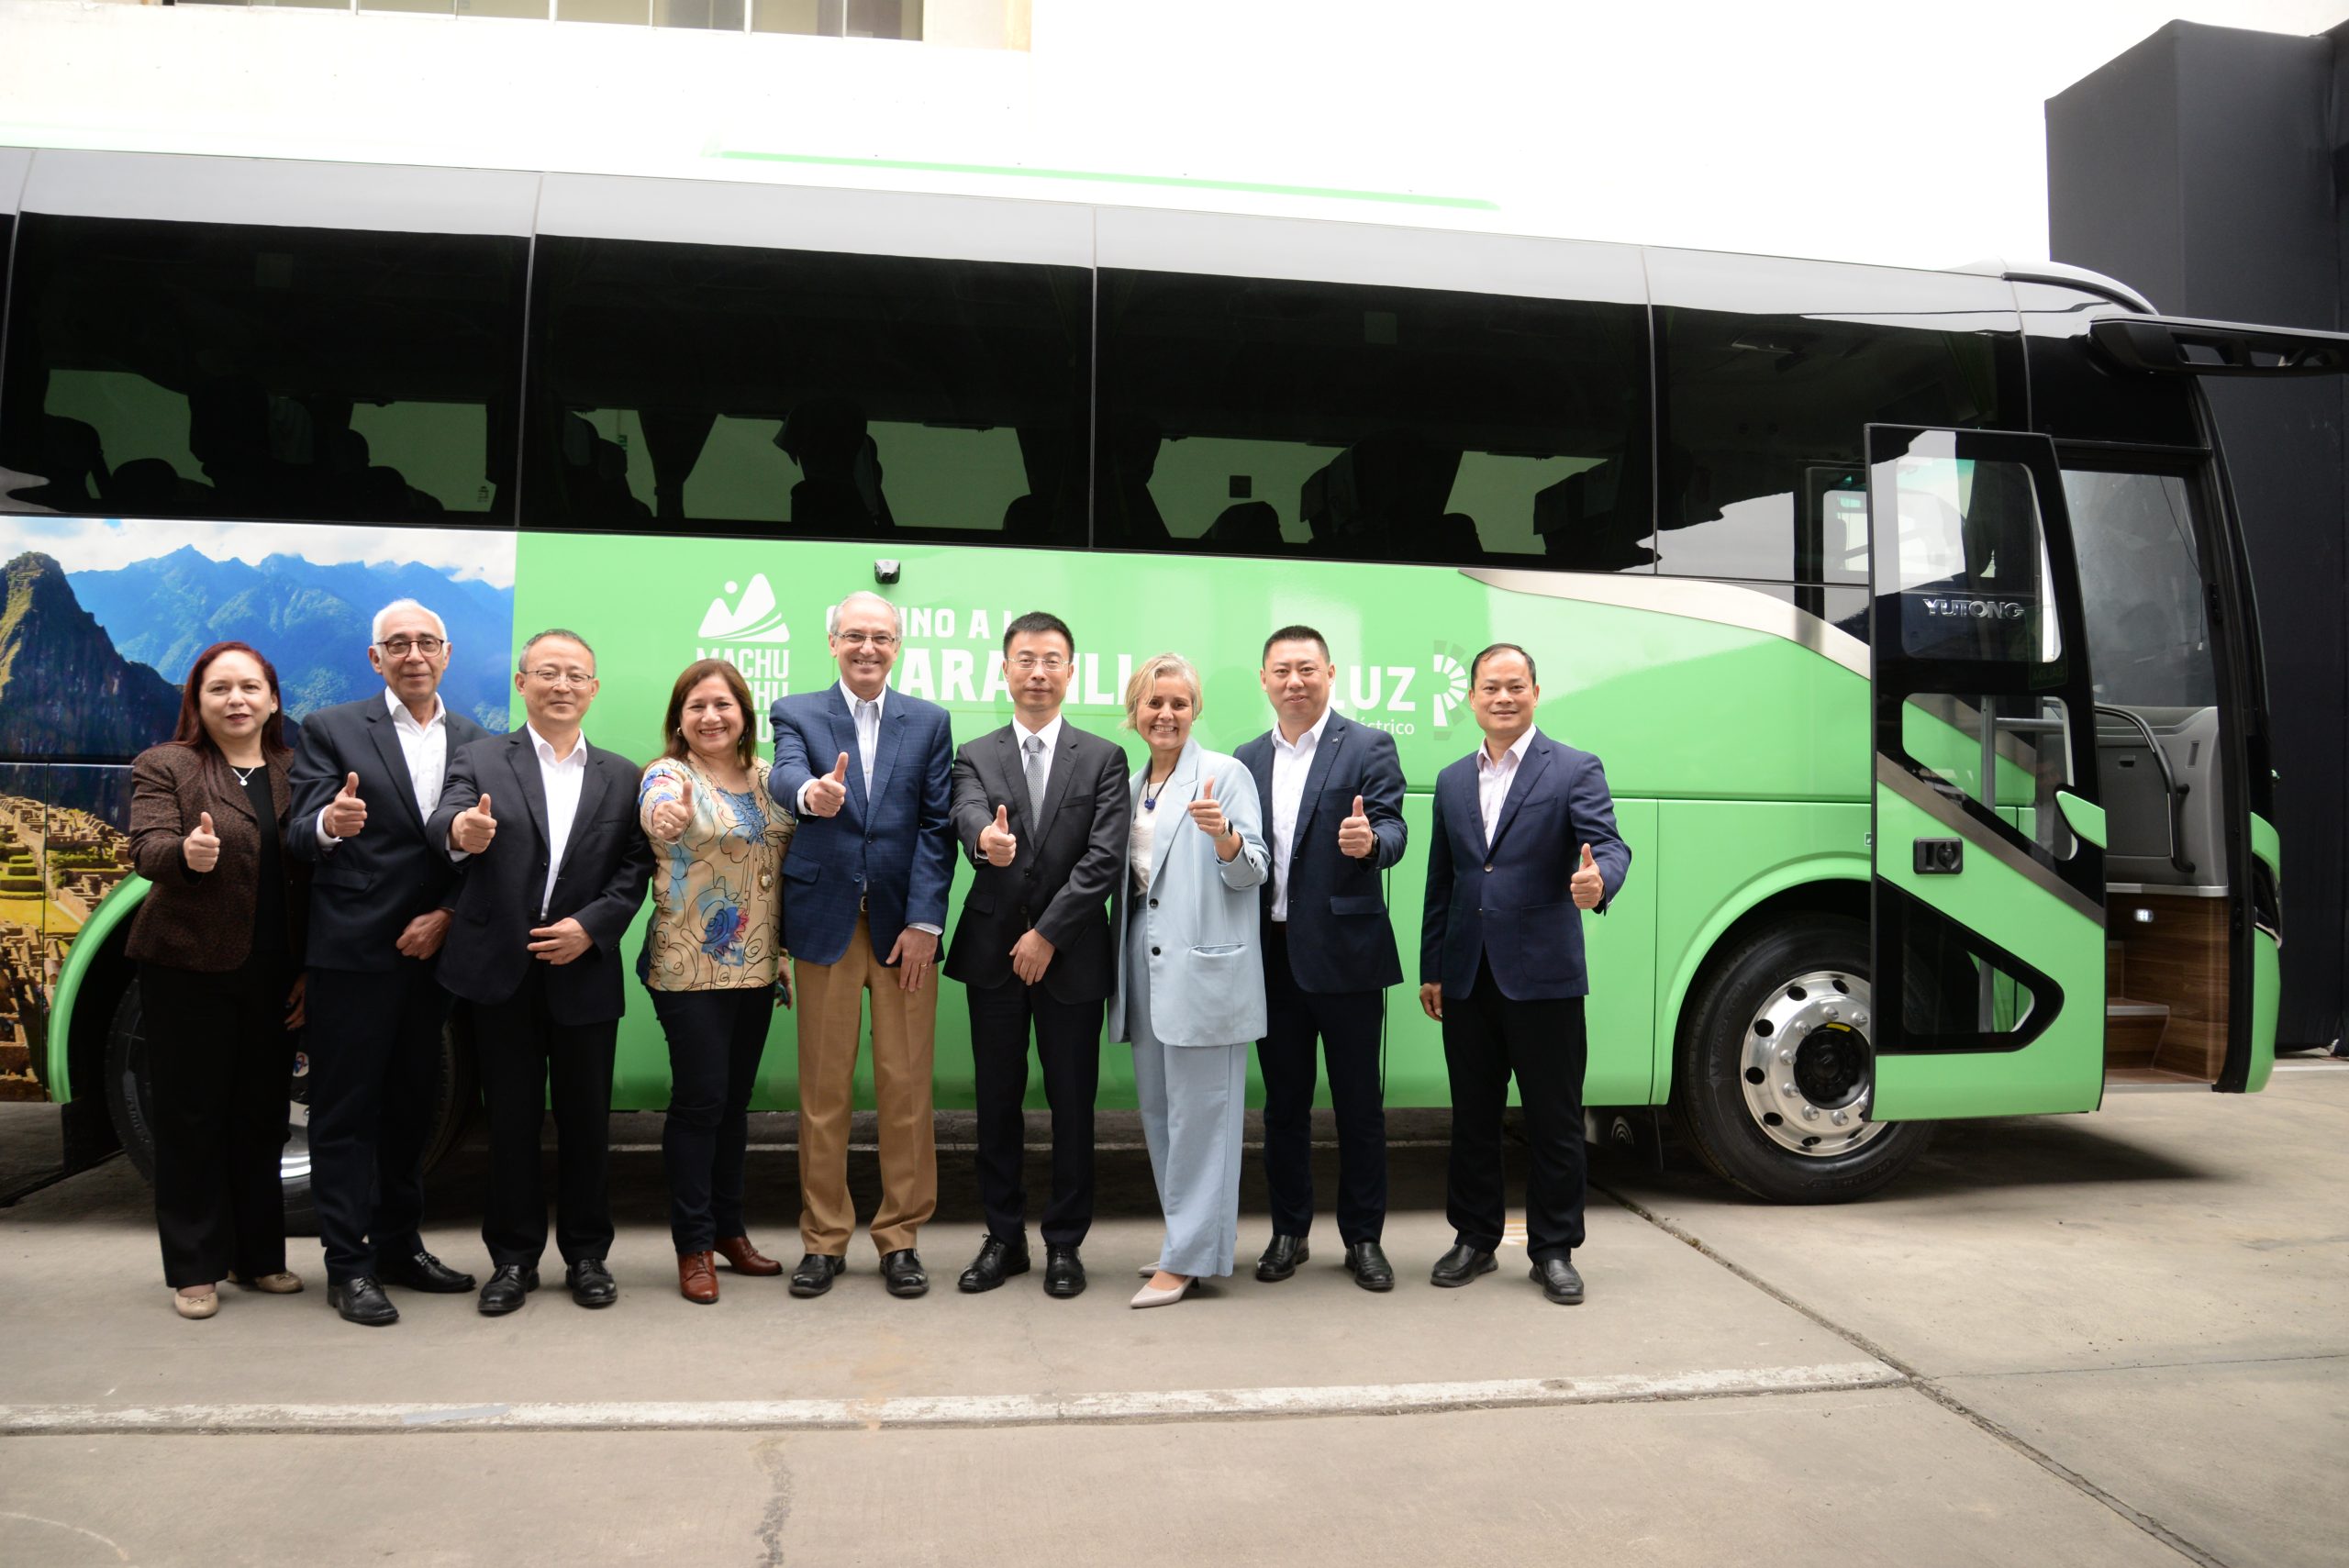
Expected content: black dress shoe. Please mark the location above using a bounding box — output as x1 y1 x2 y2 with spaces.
956 1236 1030 1294
880 1249 929 1298
1042 1245 1085 1299
565 1258 618 1308
1343 1240 1396 1292
1531 1256 1586 1306
328 1276 398 1327
1254 1234 1310 1283
1429 1243 1497 1287
377 1250 477 1295
476 1263 540 1316
789 1253 845 1298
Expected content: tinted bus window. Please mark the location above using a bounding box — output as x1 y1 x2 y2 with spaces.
1655 306 2025 585
525 238 1091 541
0 216 524 523
1096 270 1650 567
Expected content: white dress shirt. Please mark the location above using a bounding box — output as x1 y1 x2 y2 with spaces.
1475 727 1538 849
794 681 941 938
317 688 448 848
1267 707 1331 921
1013 712 1064 813
528 723 590 920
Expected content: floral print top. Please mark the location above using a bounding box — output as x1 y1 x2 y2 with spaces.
637 755 795 991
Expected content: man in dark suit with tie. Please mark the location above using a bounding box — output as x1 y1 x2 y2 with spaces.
944 611 1129 1299
1419 642 1629 1306
769 591 956 1300
1235 626 1408 1291
289 599 490 1327
427 628 653 1315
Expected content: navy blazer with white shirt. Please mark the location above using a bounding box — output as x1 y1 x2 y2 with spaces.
1235 709 1407 994
1421 728 1630 1003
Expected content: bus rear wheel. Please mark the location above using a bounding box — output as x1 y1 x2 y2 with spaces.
1672 914 1932 1203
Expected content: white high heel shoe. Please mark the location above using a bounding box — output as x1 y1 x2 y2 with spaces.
1130 1273 1194 1308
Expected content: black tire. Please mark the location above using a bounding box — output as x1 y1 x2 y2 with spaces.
1671 913 1932 1203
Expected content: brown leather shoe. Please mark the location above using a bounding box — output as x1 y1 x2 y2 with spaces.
678 1251 719 1305
713 1236 783 1276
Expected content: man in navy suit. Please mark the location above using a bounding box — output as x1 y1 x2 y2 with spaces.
770 591 955 1300
1236 626 1408 1291
1419 642 1629 1306
289 598 489 1327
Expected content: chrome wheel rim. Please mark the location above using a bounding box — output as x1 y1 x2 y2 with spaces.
1736 968 1887 1158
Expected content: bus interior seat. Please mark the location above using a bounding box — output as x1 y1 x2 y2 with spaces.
558 410 649 525
1204 499 1283 552
776 398 895 536
1100 419 1170 544
1001 426 1085 544
1536 465 1656 570
0 412 108 510
101 456 206 513
1304 430 1465 560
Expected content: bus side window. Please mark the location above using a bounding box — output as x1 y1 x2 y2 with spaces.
0 215 522 524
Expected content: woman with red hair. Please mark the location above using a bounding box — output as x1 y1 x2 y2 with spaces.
127 640 310 1320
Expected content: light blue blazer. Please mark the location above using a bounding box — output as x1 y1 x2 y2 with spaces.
1108 739 1271 1049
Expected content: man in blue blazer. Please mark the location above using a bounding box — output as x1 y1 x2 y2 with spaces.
1419 642 1629 1306
770 590 955 1300
1236 626 1408 1291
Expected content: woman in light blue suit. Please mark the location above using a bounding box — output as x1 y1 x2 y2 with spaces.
1108 653 1269 1307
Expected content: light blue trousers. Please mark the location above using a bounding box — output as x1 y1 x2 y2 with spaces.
1125 918 1247 1279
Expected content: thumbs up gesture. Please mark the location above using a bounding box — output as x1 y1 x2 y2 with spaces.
183 810 220 873
324 771 368 840
1571 841 1605 909
806 752 850 818
1337 792 1375 860
1187 773 1229 840
648 771 696 843
979 803 1019 867
451 791 497 855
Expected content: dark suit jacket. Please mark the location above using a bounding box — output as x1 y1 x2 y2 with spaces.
125 742 309 973
1421 728 1630 1003
1237 711 1408 994
769 684 954 968
424 729 653 1026
943 719 1130 1004
287 694 490 973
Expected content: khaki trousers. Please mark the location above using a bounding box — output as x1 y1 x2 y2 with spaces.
792 914 939 1256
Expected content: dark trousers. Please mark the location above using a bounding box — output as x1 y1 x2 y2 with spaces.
966 976 1103 1249
473 964 617 1269
139 962 295 1289
306 961 451 1284
650 986 774 1254
1442 957 1586 1263
1260 922 1388 1244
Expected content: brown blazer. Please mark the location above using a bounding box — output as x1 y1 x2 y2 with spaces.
126 742 309 973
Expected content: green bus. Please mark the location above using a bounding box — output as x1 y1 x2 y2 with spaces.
1 148 2332 1213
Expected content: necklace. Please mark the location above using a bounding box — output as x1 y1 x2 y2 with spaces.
1141 771 1174 811
229 763 262 786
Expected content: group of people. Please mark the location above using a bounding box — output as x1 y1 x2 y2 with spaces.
126 588 1630 1325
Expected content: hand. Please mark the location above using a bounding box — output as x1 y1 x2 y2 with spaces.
395 908 452 961
285 973 307 1030
1009 928 1056 985
805 753 850 818
1571 842 1605 910
1187 773 1232 842
324 772 367 839
1419 982 1445 1022
528 917 592 965
885 927 939 993
1337 793 1375 860
774 965 793 1012
649 773 695 843
183 811 220 873
978 804 1019 867
451 792 496 854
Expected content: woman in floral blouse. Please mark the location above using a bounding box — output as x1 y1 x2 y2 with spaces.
639 659 796 1304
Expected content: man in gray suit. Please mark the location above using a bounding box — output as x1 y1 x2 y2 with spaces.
944 611 1130 1299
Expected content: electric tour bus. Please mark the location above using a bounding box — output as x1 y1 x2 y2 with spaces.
1 147 2333 1218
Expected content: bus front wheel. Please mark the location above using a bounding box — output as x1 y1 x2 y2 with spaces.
1672 914 1932 1203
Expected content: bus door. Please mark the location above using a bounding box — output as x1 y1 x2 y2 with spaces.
1865 426 2109 1119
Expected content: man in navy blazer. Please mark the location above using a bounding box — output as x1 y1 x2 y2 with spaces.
1419 642 1629 1306
1235 626 1408 1291
769 590 955 1300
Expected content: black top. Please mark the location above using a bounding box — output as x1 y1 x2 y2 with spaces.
241 767 288 969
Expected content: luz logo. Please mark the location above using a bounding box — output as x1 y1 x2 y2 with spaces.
698 574 791 643
1429 649 1470 728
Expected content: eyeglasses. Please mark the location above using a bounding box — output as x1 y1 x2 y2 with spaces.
522 667 596 688
1008 654 1068 673
378 637 445 657
835 631 900 649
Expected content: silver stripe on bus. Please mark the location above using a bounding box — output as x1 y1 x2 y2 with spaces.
0 147 30 217
1462 568 1871 679
18 150 541 236
1876 755 2104 925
